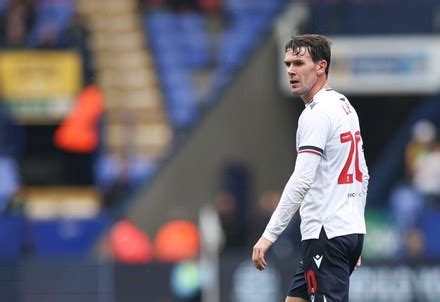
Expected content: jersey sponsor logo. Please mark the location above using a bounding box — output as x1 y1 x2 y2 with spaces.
313 254 323 268
347 192 365 198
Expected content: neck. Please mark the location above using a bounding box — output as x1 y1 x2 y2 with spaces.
301 77 329 105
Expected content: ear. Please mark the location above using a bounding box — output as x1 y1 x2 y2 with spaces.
317 60 327 76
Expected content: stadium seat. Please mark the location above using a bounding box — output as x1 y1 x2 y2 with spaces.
0 215 23 259
223 0 283 16
28 214 109 257
179 12 210 69
218 30 255 70
146 11 210 70
0 155 20 214
161 68 198 128
218 13 273 71
0 0 9 13
94 154 159 191
419 210 440 258
27 0 75 47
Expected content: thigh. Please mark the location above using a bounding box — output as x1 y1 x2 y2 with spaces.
287 260 309 300
287 230 363 302
302 230 361 302
347 234 364 274
287 229 328 301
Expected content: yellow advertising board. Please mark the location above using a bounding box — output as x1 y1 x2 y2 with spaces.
0 51 82 123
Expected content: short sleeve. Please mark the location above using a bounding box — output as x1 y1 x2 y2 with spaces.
297 109 331 156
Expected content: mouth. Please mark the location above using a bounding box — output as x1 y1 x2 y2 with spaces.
290 80 299 86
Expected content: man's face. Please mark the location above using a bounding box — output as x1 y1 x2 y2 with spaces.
284 47 323 97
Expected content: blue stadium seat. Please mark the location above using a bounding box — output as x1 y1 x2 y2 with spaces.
0 215 23 259
218 30 257 70
145 4 282 124
232 15 269 35
183 32 210 68
0 155 20 214
419 210 440 258
0 0 9 13
144 11 179 46
145 11 201 127
27 0 75 47
163 75 199 128
224 0 283 16
145 10 177 32
146 11 210 70
94 154 159 190
28 215 109 257
179 12 210 68
217 12 274 71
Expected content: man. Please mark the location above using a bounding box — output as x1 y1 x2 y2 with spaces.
252 34 369 302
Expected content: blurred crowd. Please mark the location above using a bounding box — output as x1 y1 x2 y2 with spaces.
390 119 440 261
212 119 440 262
139 0 221 12
0 0 88 49
1 0 440 266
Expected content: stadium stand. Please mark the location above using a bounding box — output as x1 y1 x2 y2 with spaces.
0 0 289 259
1 0 440 300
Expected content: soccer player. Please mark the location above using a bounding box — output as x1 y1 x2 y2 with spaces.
252 34 369 302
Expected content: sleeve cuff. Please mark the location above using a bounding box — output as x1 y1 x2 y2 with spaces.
262 230 278 243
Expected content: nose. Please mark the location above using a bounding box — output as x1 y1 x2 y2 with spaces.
287 65 295 76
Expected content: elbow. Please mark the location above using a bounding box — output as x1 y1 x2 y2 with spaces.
293 177 313 198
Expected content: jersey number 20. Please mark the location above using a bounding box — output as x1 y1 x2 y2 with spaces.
338 131 363 184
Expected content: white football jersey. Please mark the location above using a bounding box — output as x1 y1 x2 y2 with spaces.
263 88 368 242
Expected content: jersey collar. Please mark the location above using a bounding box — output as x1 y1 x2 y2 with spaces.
306 87 333 108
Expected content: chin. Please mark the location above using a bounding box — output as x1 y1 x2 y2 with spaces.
291 89 302 96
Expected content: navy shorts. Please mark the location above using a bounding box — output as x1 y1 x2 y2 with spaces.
287 228 364 302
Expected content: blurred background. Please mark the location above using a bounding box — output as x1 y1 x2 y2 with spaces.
0 0 440 301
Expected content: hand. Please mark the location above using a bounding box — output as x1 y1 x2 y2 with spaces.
355 256 362 270
252 237 273 271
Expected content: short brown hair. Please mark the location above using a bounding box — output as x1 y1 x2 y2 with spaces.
284 34 332 76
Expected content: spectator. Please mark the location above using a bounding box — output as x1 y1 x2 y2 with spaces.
167 0 199 11
198 0 221 13
139 0 166 11
63 12 93 80
0 106 23 214
403 228 425 263
390 119 440 259
214 192 244 251
0 153 20 214
405 119 437 180
1 0 35 47
412 143 440 200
